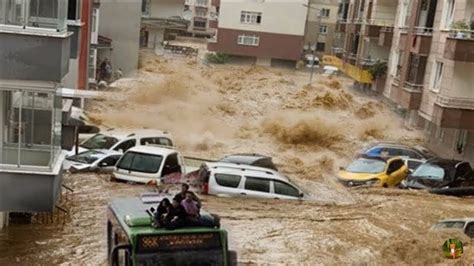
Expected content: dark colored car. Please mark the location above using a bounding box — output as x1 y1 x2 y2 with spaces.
404 158 474 193
219 153 278 171
361 143 434 160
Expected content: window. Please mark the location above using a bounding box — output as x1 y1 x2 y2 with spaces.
141 0 150 15
431 61 444 92
215 174 241 188
240 11 262 24
244 177 270 193
455 129 468 154
196 0 208 6
81 134 119 150
195 9 207 17
117 152 163 173
113 139 136 152
140 137 173 147
320 8 330 18
274 181 300 197
407 160 423 171
316 42 326 52
442 0 455 29
455 162 472 178
237 34 259 46
99 155 121 167
319 25 328 34
387 160 404 174
193 20 206 28
67 0 80 21
400 149 422 159
435 127 445 142
433 221 465 229
162 153 181 177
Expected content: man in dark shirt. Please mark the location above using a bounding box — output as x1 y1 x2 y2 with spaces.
174 183 201 207
165 198 187 230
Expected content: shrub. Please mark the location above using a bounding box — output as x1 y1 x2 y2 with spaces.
205 53 229 64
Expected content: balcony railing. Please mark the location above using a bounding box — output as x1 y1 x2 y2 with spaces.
414 27 433 36
366 19 394 27
195 0 208 7
436 95 474 110
380 26 394 33
403 81 423 92
399 26 408 34
447 29 474 40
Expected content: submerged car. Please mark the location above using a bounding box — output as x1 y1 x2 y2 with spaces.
63 149 122 173
338 156 408 187
431 218 474 238
403 159 474 193
360 143 433 160
219 153 278 171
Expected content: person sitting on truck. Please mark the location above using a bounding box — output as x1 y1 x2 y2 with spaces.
181 192 217 228
164 197 187 230
154 198 170 227
174 183 201 207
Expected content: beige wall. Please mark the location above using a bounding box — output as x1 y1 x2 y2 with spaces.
149 0 184 18
218 0 308 36
371 0 397 25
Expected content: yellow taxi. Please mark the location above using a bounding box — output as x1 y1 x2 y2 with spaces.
338 156 408 187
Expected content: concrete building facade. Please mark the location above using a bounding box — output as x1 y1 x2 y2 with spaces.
383 0 474 162
208 0 308 65
304 0 340 55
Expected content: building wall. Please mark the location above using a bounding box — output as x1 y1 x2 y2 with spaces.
217 0 307 36
99 0 141 76
149 0 184 18
63 59 79 89
303 0 339 54
371 0 397 25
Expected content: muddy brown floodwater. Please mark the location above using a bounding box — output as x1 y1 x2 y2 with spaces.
2 48 474 264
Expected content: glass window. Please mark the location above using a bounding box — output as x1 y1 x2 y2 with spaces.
431 61 444 92
99 155 121 167
320 8 330 18
67 0 80 21
117 152 163 173
161 153 181 177
346 158 386 173
140 137 173 147
237 35 259 46
81 134 119 150
433 221 465 229
67 150 104 164
240 11 262 24
316 42 326 52
244 177 270 193
113 139 137 152
214 174 241 188
387 160 404 174
274 181 299 197
407 160 423 171
412 164 445 180
319 25 328 34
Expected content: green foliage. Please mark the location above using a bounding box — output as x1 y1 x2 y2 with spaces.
368 61 387 81
206 53 230 64
451 20 470 30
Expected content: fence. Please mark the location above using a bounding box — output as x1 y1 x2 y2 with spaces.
322 55 373 84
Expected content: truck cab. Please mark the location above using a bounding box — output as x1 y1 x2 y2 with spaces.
107 194 236 265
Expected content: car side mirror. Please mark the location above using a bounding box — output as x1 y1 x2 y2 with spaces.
100 162 108 167
299 192 304 198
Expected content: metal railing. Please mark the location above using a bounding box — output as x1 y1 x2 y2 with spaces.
436 95 474 110
414 27 433 36
381 26 394 33
447 29 474 40
366 19 395 27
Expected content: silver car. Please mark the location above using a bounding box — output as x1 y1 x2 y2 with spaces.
63 149 122 173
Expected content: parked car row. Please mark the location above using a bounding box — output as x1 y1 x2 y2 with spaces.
338 142 474 196
63 129 304 200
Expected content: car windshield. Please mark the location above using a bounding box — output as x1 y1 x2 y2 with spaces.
346 158 386 173
412 164 445 180
433 221 465 229
117 152 163 173
67 150 104 164
81 134 119 149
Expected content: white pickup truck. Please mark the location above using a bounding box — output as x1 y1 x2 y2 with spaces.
112 145 203 184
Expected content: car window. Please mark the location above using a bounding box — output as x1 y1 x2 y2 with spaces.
161 153 181 177
456 162 472 178
387 160 404 174
81 134 119 149
401 149 422 159
116 152 163 173
412 164 445 180
113 139 136 152
434 221 466 229
140 137 173 147
214 173 241 188
67 150 104 164
407 160 423 171
465 222 474 238
386 148 402 157
274 181 299 197
99 155 121 167
244 177 270 193
346 158 386 173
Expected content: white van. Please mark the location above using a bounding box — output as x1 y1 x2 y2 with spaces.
198 162 304 200
71 129 174 155
113 145 185 184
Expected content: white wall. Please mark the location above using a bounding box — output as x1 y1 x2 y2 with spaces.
149 0 185 18
62 59 79 89
218 0 308 36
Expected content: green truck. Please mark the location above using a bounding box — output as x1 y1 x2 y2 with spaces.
107 194 236 265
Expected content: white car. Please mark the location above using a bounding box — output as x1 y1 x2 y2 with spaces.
71 129 174 155
198 162 303 200
113 145 186 184
322 66 339 76
63 149 122 173
431 218 474 238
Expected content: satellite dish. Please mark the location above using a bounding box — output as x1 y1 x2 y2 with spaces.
183 10 192 21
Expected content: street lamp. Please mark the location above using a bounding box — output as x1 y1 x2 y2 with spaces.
303 3 322 86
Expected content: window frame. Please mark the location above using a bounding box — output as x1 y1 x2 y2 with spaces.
273 180 300 197
244 176 271 193
431 61 444 93
237 34 259 46
113 139 137 152
320 8 330 18
240 11 262 24
214 173 242 188
319 25 328 34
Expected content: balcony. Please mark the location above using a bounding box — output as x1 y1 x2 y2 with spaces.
366 19 394 38
399 27 432 55
195 0 208 8
389 79 422 110
444 30 474 62
433 95 474 130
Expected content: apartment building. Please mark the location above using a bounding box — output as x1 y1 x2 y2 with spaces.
384 0 474 162
335 0 397 68
0 0 73 223
208 0 308 66
185 0 215 37
304 0 340 55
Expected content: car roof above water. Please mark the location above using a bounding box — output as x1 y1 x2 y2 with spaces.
102 128 172 140
126 145 177 157
205 162 289 182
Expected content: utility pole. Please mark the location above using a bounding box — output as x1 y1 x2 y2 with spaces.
304 3 322 86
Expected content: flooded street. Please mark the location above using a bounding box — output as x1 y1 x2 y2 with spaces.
2 50 474 264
